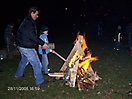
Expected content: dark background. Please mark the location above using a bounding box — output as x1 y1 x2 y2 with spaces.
1 0 132 47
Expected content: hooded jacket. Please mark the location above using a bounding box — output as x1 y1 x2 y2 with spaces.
17 15 44 48
38 33 52 54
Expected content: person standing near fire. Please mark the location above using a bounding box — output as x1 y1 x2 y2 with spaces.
38 25 54 75
113 25 122 50
14 6 49 86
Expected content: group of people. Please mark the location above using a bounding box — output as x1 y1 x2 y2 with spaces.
12 6 54 86
4 6 132 86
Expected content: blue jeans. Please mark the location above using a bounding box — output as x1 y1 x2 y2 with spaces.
114 42 120 49
14 46 44 85
41 54 49 74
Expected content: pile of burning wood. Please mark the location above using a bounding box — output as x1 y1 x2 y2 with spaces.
49 32 102 91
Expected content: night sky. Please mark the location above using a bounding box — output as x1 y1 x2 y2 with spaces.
1 0 132 44
1 0 132 24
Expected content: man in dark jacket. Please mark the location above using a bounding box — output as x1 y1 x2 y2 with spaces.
14 7 49 85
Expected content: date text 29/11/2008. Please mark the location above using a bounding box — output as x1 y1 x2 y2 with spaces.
8 86 40 91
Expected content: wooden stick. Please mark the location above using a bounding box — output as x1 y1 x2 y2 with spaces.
53 51 66 62
48 73 65 77
60 35 84 72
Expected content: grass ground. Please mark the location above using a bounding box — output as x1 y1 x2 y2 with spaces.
0 38 132 99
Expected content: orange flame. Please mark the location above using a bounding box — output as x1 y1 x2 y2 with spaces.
78 52 98 71
72 33 98 71
81 33 88 51
74 32 88 51
73 31 80 44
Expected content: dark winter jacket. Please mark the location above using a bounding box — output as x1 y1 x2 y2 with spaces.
114 29 122 42
4 25 13 37
17 15 44 48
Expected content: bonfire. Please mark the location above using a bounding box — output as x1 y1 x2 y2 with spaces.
49 32 102 91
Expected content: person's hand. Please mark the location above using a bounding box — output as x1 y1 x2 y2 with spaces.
42 43 49 49
51 50 55 53
39 45 43 49
114 39 116 41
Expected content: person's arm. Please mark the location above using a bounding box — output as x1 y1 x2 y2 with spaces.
25 23 48 49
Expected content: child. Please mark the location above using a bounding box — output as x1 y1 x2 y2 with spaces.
114 25 122 50
38 25 53 74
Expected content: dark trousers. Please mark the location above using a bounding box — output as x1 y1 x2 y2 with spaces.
4 35 15 52
114 41 121 49
128 32 132 48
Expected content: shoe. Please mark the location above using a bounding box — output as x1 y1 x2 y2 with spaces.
44 73 48 75
43 80 49 84
38 80 49 87
14 74 24 78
